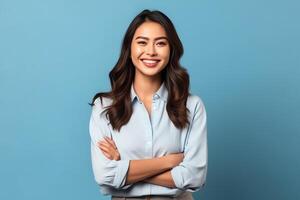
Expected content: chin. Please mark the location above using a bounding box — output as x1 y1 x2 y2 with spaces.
137 67 164 77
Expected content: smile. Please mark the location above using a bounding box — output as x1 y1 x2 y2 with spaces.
141 59 161 67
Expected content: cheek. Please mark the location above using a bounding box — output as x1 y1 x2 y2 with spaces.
131 45 144 59
158 48 170 61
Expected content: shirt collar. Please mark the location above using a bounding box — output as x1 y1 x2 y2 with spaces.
130 82 168 103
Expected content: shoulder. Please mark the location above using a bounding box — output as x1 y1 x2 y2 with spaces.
93 96 113 111
187 94 207 116
187 94 205 109
91 96 113 122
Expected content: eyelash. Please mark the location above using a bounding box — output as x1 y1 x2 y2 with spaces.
137 41 167 46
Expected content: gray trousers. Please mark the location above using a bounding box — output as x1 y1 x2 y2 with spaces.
111 191 193 200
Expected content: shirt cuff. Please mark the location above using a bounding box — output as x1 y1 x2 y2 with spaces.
170 166 184 189
112 159 130 188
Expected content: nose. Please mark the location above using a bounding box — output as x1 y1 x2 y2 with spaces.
146 44 157 56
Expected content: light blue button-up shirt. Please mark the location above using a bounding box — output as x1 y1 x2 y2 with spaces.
89 82 208 197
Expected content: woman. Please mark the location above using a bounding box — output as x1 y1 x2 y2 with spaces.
89 9 207 200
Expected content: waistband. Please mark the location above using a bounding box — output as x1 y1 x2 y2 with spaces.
112 191 193 200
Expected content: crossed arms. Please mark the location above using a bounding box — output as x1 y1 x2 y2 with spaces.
89 97 207 191
98 137 184 188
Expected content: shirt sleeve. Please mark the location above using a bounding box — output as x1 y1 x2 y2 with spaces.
170 96 208 192
89 97 131 190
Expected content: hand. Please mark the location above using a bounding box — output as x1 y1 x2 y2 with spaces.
165 153 184 168
97 137 120 161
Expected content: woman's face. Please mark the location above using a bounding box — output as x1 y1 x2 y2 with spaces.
131 21 170 79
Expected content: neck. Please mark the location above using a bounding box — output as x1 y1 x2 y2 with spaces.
133 74 162 102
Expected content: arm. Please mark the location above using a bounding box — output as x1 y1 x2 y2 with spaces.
97 97 207 190
170 97 208 191
126 153 183 184
125 97 208 190
89 98 130 190
143 170 176 188
98 138 184 186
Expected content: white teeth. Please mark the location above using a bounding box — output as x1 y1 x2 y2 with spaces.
142 59 159 64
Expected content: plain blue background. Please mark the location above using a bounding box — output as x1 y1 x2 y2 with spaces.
1 0 299 199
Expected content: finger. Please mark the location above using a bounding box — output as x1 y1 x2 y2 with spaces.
104 137 114 147
100 147 115 160
98 140 117 156
97 141 106 147
98 144 109 152
98 145 107 154
110 140 118 149
98 137 110 144
98 144 108 154
99 145 114 159
100 138 113 146
102 150 113 160
98 139 110 146
98 141 112 149
101 139 117 152
99 144 115 158
97 141 106 148
105 137 117 150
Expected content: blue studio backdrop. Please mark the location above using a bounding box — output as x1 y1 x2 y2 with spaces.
1 0 299 200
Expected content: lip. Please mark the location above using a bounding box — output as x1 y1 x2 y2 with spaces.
140 58 161 68
141 58 161 61
141 59 160 68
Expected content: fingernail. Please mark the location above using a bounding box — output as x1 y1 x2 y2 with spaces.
98 143 103 147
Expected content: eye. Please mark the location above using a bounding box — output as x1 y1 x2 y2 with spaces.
137 41 147 45
157 41 167 46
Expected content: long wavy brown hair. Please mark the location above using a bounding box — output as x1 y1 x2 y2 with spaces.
90 9 191 132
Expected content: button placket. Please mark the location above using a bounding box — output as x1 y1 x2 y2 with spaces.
153 100 157 110
139 101 153 159
152 94 159 110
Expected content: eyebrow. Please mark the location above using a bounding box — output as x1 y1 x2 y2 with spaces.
135 36 168 41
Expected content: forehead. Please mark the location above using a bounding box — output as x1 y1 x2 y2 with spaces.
133 21 167 39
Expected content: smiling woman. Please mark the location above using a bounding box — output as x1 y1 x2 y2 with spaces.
89 9 207 200
131 22 170 73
